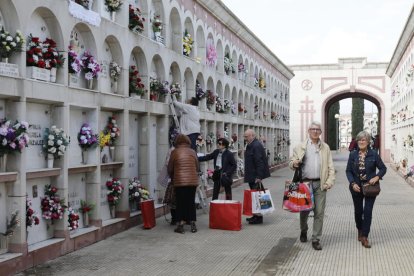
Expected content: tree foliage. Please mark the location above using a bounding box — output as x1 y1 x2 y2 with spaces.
328 102 340 150
351 98 364 138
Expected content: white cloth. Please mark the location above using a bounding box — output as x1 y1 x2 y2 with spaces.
68 0 101 27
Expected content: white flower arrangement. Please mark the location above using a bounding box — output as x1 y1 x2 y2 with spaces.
0 27 25 59
109 61 121 81
43 126 70 159
105 0 123 12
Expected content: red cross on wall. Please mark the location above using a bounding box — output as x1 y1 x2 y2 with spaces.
298 96 316 141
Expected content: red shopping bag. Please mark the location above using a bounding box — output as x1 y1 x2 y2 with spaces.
282 181 314 213
242 189 257 216
141 199 156 229
209 200 242 231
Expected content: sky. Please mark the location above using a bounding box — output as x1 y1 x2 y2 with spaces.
221 0 413 114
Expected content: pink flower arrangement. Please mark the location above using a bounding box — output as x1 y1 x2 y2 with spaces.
104 116 120 146
206 42 217 66
41 184 66 221
106 178 124 206
68 46 82 74
81 50 101 80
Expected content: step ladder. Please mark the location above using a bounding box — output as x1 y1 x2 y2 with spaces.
168 93 209 213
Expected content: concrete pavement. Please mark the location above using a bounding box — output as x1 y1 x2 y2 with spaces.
18 152 414 276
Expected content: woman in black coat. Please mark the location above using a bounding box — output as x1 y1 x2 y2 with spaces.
346 130 386 248
199 138 237 200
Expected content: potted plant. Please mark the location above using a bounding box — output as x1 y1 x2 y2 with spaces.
79 200 94 227
26 196 40 229
77 123 98 164
67 206 80 231
42 38 65 83
42 125 70 168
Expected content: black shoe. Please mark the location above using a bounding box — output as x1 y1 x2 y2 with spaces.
312 241 322 250
300 231 307 243
174 224 185 234
170 219 176 226
248 216 263 224
190 222 197 233
246 216 255 222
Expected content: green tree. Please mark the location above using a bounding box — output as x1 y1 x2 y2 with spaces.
352 98 364 138
328 102 340 150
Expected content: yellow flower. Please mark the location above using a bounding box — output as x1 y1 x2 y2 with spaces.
99 131 111 150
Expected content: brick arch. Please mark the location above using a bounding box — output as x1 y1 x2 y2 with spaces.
321 89 388 161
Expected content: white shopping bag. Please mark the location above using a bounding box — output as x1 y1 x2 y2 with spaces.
251 189 275 215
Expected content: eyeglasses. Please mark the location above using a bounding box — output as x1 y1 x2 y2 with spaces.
309 128 321 132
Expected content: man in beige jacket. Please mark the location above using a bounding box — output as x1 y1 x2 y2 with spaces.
289 121 335 250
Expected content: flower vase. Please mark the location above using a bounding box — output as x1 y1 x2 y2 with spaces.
110 11 116 21
112 81 118 93
109 146 115 161
0 235 8 254
0 154 7 172
47 154 54 169
50 67 57 83
109 205 116 218
133 94 141 99
88 79 93 90
1 57 8 63
83 212 89 227
81 150 88 164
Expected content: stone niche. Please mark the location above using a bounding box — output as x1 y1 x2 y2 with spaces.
26 102 52 170
100 170 112 221
68 173 86 229
26 179 54 245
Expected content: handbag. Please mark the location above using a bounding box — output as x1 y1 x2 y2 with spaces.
251 186 275 215
362 182 381 197
283 166 313 212
209 200 242 231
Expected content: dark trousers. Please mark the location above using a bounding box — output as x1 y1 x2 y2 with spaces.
212 180 232 200
175 186 197 222
187 133 200 152
351 191 376 237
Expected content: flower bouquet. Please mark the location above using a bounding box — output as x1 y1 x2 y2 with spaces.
109 61 121 82
42 38 65 70
128 177 150 210
67 207 80 230
26 34 46 68
152 15 163 33
206 41 217 67
128 5 145 33
81 50 101 86
68 45 82 74
0 118 30 157
78 123 98 150
149 78 164 100
129 65 146 97
0 27 24 60
224 53 235 74
238 62 245 73
259 74 266 89
105 0 123 12
215 97 224 113
195 80 206 100
182 29 193 57
206 90 216 110
170 82 181 99
41 184 66 222
223 99 231 113
103 116 120 147
106 177 124 218
43 126 70 161
26 196 40 228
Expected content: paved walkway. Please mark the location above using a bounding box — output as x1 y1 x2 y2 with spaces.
18 152 414 276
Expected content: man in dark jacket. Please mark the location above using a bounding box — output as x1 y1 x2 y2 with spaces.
198 138 237 200
244 129 271 224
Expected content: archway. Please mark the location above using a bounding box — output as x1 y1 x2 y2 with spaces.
322 90 386 160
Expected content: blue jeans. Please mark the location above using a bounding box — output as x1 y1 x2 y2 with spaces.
351 191 376 237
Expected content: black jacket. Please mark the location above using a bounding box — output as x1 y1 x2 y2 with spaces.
244 139 271 183
198 149 237 179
